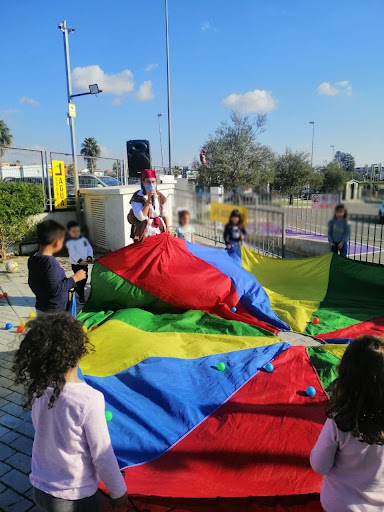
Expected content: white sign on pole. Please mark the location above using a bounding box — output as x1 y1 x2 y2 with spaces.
311 194 339 210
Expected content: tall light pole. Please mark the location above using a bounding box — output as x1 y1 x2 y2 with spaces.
165 0 172 175
309 121 315 167
58 22 102 218
58 21 80 219
331 145 335 159
157 113 164 169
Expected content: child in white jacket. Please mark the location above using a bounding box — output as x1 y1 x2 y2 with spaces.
66 221 93 304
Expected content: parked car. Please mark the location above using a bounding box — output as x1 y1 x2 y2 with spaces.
66 175 108 190
99 176 121 186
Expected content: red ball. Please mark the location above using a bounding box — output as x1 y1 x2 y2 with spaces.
312 317 320 325
16 326 25 334
3 293 8 298
91 325 98 331
0 295 3 300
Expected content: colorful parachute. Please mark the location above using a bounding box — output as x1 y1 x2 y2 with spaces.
78 234 384 511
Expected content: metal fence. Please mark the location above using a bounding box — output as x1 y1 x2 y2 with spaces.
0 146 49 209
347 214 384 264
0 146 127 211
173 187 286 258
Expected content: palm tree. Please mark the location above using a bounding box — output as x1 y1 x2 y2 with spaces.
80 137 101 174
0 120 13 158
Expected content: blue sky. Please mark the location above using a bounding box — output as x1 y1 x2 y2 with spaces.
1 0 384 167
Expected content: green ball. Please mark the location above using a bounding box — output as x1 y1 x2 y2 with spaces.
217 362 226 372
105 410 113 422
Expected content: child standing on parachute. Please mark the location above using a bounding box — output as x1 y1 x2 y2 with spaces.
328 203 350 257
311 335 384 512
12 314 128 512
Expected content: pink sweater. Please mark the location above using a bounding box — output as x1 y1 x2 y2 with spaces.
310 418 384 512
30 382 126 500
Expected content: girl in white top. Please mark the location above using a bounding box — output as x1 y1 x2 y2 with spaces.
12 313 128 512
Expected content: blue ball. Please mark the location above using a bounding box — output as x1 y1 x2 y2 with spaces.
265 363 274 373
5 323 12 330
306 386 316 397
230 306 237 313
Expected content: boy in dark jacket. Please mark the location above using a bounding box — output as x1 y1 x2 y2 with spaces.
28 221 86 316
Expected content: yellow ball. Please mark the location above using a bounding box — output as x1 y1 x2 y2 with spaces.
28 312 36 319
20 321 26 327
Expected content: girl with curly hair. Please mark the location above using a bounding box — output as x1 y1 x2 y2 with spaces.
12 314 128 512
310 335 384 512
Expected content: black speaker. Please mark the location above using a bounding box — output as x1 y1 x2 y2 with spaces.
127 140 151 178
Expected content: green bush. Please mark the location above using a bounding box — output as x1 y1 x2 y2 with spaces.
0 181 44 259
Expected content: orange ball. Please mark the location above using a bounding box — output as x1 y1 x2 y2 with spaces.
312 317 320 325
16 326 25 334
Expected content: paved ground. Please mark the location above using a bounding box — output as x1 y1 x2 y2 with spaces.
0 257 81 512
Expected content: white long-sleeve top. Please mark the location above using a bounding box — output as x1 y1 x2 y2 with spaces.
30 382 126 500
131 190 168 236
66 237 93 265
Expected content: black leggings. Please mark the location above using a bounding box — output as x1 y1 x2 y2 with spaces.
71 264 88 300
33 487 100 512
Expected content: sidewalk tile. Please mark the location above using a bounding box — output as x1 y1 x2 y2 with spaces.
6 452 31 474
10 437 33 457
2 468 31 494
0 442 15 461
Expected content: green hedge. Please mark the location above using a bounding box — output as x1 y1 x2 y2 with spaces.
0 181 44 259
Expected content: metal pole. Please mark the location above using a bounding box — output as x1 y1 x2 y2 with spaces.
310 122 315 167
165 0 172 175
61 20 81 219
157 115 164 169
45 152 53 212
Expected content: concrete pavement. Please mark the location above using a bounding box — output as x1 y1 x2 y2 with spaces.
0 258 75 512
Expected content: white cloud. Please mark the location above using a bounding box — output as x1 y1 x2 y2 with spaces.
72 65 134 96
136 81 155 101
222 89 276 113
317 80 352 96
145 63 158 72
201 20 218 32
19 96 39 106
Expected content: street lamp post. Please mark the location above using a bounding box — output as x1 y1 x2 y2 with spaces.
165 0 172 175
331 145 335 159
58 21 80 219
58 21 102 220
309 121 315 167
157 113 164 169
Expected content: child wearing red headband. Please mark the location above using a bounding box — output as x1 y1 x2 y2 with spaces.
128 169 170 242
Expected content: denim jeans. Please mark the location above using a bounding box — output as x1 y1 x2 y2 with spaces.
33 487 100 512
331 242 348 257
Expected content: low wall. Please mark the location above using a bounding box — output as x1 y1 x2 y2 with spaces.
285 236 329 257
81 184 175 252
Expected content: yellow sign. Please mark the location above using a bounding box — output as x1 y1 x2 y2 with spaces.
68 103 76 118
209 202 248 226
52 160 67 209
